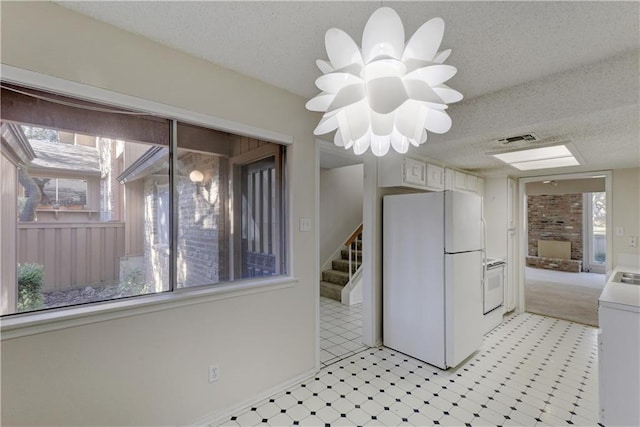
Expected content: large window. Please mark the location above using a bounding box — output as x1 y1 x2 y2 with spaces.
174 123 285 288
0 83 287 316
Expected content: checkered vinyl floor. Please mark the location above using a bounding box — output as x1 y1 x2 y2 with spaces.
218 302 599 426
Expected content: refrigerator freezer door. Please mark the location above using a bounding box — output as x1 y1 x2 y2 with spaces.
383 193 446 368
445 251 483 368
445 191 483 253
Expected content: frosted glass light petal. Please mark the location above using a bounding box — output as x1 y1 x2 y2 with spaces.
404 58 437 74
362 7 405 63
305 92 336 112
366 76 409 114
423 108 452 134
352 133 371 155
345 104 370 140
325 28 363 69
316 73 362 93
419 129 428 144
334 63 364 77
402 17 445 62
370 111 395 135
395 101 426 141
336 111 351 144
363 59 407 80
390 129 410 153
316 59 334 74
433 49 452 64
370 134 391 156
327 85 366 113
432 84 464 103
404 64 457 87
314 114 339 135
344 138 355 150
307 7 462 156
403 80 446 106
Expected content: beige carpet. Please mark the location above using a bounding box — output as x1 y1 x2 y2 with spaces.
525 279 603 327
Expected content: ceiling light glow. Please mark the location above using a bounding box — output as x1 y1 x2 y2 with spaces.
306 7 463 157
510 157 580 171
492 145 580 171
493 145 572 164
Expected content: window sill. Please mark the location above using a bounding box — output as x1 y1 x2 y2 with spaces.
0 276 298 340
34 208 99 220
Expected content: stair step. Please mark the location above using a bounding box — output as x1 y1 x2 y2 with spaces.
341 249 363 261
332 258 361 273
320 281 342 302
322 269 350 286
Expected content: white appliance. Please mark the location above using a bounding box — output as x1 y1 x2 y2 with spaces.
483 258 505 335
383 191 484 369
484 258 505 314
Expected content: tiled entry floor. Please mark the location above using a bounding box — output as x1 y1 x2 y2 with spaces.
219 313 599 426
320 297 367 367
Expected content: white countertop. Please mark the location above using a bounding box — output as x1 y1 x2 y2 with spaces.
599 265 640 312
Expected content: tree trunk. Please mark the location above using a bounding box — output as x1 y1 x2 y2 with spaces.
18 166 41 222
32 178 51 205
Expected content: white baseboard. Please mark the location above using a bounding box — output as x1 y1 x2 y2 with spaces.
190 368 317 427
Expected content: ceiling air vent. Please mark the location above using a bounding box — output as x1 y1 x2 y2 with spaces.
495 133 540 145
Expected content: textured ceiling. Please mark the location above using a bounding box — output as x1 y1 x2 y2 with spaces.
56 1 640 176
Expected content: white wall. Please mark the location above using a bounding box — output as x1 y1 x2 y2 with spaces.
612 168 640 268
526 178 606 196
0 2 319 425
319 164 363 265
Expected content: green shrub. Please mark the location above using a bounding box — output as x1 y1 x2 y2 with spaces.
595 252 606 262
17 263 44 312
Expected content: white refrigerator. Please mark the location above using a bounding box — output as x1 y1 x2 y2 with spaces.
383 191 484 369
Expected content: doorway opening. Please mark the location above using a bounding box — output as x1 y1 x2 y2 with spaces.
521 175 609 327
317 142 367 367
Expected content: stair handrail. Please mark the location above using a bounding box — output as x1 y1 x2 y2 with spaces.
346 223 363 286
345 223 363 246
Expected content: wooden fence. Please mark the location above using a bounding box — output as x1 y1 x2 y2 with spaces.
17 222 125 291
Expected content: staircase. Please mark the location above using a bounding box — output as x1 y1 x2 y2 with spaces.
321 225 362 302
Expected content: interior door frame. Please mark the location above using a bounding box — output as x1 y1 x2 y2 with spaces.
314 139 378 370
517 170 613 313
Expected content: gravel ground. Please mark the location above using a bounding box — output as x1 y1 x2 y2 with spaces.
43 283 146 309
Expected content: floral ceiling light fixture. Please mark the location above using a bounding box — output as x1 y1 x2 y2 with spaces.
306 7 463 156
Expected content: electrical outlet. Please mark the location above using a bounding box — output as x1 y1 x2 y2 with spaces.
299 218 312 232
629 236 638 248
208 365 219 383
